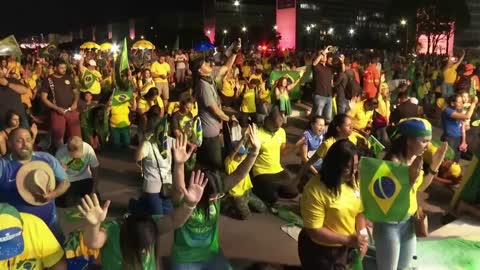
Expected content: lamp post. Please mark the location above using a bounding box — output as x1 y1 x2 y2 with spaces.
241 26 247 49
401 19 408 55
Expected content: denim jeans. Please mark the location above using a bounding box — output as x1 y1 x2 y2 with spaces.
373 217 416 270
171 253 232 270
312 95 332 122
128 192 173 215
441 83 454 98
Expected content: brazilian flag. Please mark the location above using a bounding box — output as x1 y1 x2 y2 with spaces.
65 230 99 270
451 145 480 209
368 135 385 158
268 70 302 101
81 69 98 90
111 38 133 106
359 157 410 222
152 116 170 159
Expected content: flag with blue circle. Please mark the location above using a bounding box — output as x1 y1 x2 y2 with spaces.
360 157 410 222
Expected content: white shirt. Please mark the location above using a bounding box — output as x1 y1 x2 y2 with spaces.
141 137 174 193
175 54 187 69
56 142 100 182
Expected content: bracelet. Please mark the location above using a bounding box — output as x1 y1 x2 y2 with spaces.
427 166 439 175
183 202 196 210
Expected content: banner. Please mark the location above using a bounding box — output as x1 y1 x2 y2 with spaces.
360 157 410 222
268 67 311 101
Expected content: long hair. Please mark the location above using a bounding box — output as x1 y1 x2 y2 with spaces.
324 114 349 140
384 135 408 161
275 76 288 89
319 139 358 196
186 169 221 221
120 214 160 270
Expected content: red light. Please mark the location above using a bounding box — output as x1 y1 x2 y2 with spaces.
262 46 267 51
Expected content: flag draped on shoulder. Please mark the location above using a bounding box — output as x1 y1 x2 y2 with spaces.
112 38 133 106
81 69 98 90
359 157 410 222
451 146 480 209
0 35 22 56
268 70 303 100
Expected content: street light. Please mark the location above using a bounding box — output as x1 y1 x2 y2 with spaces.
207 30 211 35
233 0 240 7
306 26 311 32
328 27 334 35
273 25 277 31
396 39 401 43
349 28 355 36
223 29 228 34
111 43 119 53
242 26 247 32
400 19 408 55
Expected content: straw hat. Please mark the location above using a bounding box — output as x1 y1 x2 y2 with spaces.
16 161 55 206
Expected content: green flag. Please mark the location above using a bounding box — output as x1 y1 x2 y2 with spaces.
359 157 410 222
368 135 385 158
0 35 22 56
268 70 302 100
417 238 480 270
451 145 480 209
112 38 133 106
81 69 98 90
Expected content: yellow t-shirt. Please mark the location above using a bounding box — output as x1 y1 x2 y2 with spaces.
81 69 102 95
225 155 253 196
301 177 363 246
253 127 286 176
151 62 170 83
315 135 358 159
408 172 424 215
139 79 156 96
249 74 263 82
138 96 164 113
347 101 374 130
240 87 256 113
241 65 251 78
7 61 21 78
222 78 236 97
443 64 459 84
0 213 64 269
259 88 271 104
167 101 198 117
376 94 390 120
110 102 131 128
21 77 36 108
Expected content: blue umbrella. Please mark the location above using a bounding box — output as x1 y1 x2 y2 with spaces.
193 41 214 52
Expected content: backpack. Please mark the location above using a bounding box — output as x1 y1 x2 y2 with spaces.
455 74 473 94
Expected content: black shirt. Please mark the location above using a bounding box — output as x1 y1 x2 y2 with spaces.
0 78 26 127
313 63 333 97
40 74 76 109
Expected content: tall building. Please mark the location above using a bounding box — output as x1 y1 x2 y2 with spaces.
456 0 480 46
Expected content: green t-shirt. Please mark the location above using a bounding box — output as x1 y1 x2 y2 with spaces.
100 217 159 270
171 201 220 263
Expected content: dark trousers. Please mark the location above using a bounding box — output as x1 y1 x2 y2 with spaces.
298 229 350 270
57 178 93 208
442 135 461 162
198 135 223 171
253 170 298 205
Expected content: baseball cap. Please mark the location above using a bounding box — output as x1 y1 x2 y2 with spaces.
88 59 97 67
0 204 24 260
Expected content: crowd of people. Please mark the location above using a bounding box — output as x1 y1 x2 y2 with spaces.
0 36 480 270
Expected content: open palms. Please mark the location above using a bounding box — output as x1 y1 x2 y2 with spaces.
179 170 208 205
77 194 110 226
173 133 194 164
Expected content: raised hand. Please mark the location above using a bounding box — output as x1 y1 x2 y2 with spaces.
77 194 110 226
173 133 194 164
179 170 208 206
246 124 261 154
431 142 448 171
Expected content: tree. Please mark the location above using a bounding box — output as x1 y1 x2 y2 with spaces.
387 0 470 54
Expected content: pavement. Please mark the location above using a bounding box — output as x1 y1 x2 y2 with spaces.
56 104 467 269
